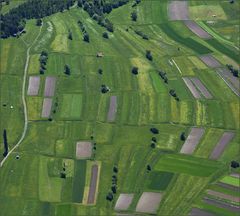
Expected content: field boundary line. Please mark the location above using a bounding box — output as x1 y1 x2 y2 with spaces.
171 59 182 75
0 22 43 168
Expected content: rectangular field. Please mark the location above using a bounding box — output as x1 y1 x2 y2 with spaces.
41 98 52 118
72 160 86 203
148 171 174 191
44 76 56 97
180 127 205 154
154 154 222 177
220 176 239 187
27 76 40 96
168 1 189 20
107 96 117 122
209 132 235 160
189 208 215 216
60 94 83 119
87 164 99 204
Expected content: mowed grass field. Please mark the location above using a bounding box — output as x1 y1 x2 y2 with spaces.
0 0 239 215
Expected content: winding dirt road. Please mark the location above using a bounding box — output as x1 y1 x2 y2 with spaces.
0 22 43 167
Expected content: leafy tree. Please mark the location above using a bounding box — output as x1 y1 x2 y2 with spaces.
111 185 117 194
180 132 186 141
150 128 159 134
132 67 139 75
101 84 109 93
147 165 152 171
152 137 157 142
113 166 118 173
83 33 89 42
231 161 239 168
98 68 103 75
102 32 109 39
106 192 113 201
131 11 137 21
36 18 42 26
146 50 153 61
64 64 71 75
68 31 73 40
150 143 156 148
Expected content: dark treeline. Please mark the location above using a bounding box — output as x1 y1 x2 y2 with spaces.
0 0 75 38
3 129 8 157
77 0 129 32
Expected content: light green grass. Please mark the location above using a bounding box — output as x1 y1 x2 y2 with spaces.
220 176 240 187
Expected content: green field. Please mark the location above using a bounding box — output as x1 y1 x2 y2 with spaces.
0 0 239 215
148 171 174 191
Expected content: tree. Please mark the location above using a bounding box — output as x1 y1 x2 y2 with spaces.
131 11 137 21
64 64 71 75
68 31 73 40
152 137 157 142
83 33 89 42
3 129 8 157
150 128 159 134
36 18 42 26
111 185 117 194
147 165 152 171
102 32 109 39
98 68 103 75
113 166 118 173
132 67 138 75
146 50 153 61
101 84 109 93
150 143 156 148
180 132 186 141
60 172 66 178
106 192 113 201
231 161 239 168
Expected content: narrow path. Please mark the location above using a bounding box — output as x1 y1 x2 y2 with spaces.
0 23 43 167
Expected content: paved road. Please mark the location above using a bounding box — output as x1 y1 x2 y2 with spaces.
0 23 43 167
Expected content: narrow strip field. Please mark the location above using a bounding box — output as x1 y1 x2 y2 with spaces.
107 96 117 122
189 208 215 216
210 132 235 160
199 55 221 68
87 164 99 204
41 98 52 118
207 190 240 203
180 127 205 154
190 78 212 99
44 76 56 97
184 21 212 39
27 76 40 96
182 77 201 99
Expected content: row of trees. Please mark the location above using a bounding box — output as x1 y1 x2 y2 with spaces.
0 0 75 38
134 30 149 40
39 51 48 75
226 64 239 77
106 165 118 201
77 20 90 42
77 0 129 32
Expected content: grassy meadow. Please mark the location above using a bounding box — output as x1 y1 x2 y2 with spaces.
0 0 239 215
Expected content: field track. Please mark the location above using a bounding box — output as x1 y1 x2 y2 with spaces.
0 22 43 167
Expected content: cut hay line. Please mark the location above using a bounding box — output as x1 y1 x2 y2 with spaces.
172 59 182 75
180 127 205 154
209 132 235 160
136 192 162 214
27 76 40 96
114 194 134 211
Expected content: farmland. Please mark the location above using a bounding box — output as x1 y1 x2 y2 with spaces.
0 0 239 215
